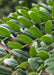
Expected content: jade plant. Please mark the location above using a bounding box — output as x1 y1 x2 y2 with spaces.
0 0 54 75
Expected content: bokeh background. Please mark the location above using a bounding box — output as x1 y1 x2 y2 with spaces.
0 0 48 18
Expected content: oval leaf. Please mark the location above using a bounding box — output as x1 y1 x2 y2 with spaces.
18 34 32 44
7 42 22 49
17 16 32 28
45 20 52 34
7 21 20 32
45 57 54 66
38 51 49 60
29 46 37 57
12 49 29 61
28 11 41 24
41 36 53 44
0 27 11 37
46 66 54 74
30 26 43 38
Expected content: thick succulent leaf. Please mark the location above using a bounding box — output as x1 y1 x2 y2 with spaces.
17 16 32 28
41 36 53 44
48 0 54 5
15 6 29 11
21 28 36 39
28 11 41 24
31 8 38 13
1 24 15 34
11 13 19 20
38 51 49 60
38 11 50 22
4 58 19 68
15 6 23 9
17 69 27 75
0 19 4 24
46 66 54 74
38 64 44 72
0 53 12 63
10 19 24 29
28 72 38 75
18 34 32 44
12 49 29 61
7 42 22 49
7 21 20 32
45 20 52 34
0 48 8 57
20 9 30 19
30 26 43 38
37 47 49 52
16 61 28 68
3 17 11 22
0 67 12 75
28 58 39 71
32 3 37 7
37 3 48 10
0 27 11 37
29 46 37 57
45 57 54 66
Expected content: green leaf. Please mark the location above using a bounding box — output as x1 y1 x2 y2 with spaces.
37 47 49 52
45 20 52 34
41 36 53 44
28 11 41 24
16 61 28 68
0 67 12 75
38 11 50 22
32 3 37 7
15 6 23 9
12 13 19 20
4 58 19 68
38 51 49 60
45 57 54 66
48 0 54 6
52 5 54 18
15 6 29 11
38 64 44 72
29 46 37 57
3 17 11 22
46 66 54 74
37 4 47 10
18 34 32 44
7 42 22 49
31 8 38 13
7 21 20 32
28 58 39 71
17 69 27 75
21 9 30 19
0 48 8 57
12 49 29 61
28 72 38 75
17 16 32 28
30 26 43 38
0 27 11 37
0 53 12 63
0 19 4 24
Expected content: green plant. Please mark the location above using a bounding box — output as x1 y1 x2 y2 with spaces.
0 0 54 75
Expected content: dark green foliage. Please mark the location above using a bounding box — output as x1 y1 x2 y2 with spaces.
0 0 54 75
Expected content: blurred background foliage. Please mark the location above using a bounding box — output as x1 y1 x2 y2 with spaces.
0 0 53 18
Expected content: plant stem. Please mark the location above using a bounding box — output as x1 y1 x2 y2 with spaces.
40 19 54 25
